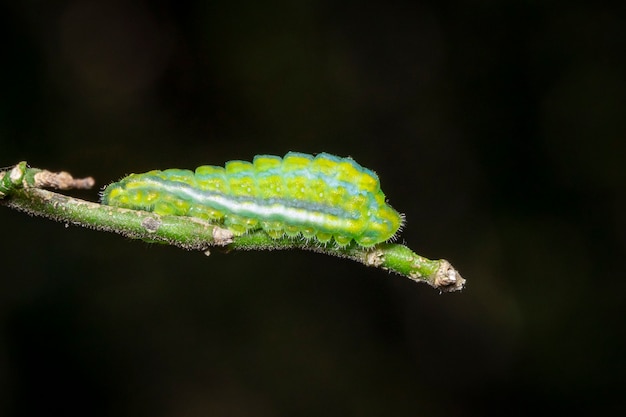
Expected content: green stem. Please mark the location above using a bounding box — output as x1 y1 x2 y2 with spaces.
0 162 465 292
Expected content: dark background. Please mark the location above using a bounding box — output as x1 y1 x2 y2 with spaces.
1 1 625 416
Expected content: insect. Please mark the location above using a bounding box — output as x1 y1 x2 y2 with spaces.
101 152 404 247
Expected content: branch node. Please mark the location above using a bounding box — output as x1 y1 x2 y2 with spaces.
141 217 162 233
365 248 385 267
212 226 235 246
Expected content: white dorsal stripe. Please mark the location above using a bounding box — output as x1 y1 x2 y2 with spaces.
145 179 347 230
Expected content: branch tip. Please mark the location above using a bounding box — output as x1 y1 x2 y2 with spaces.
434 260 465 292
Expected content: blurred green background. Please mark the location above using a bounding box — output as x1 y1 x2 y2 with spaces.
1 1 625 415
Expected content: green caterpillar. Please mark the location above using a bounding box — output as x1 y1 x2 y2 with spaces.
101 152 404 247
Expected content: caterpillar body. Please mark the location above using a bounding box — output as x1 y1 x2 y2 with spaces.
101 152 404 247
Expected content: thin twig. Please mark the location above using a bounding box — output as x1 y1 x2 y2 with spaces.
0 162 465 292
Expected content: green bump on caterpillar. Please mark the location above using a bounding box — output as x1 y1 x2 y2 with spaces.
101 152 404 247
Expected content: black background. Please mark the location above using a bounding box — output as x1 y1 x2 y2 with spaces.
1 1 625 415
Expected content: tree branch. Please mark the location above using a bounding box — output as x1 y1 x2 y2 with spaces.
0 162 465 292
